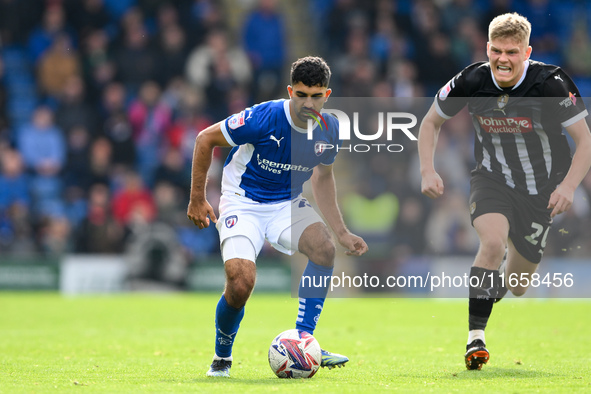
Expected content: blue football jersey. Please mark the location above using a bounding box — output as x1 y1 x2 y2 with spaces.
219 99 341 203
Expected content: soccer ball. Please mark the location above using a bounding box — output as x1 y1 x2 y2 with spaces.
268 329 321 378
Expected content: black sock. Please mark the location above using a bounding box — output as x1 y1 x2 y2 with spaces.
496 260 508 301
468 266 499 331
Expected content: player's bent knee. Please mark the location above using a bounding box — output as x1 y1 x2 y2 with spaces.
227 279 255 305
478 238 506 262
226 265 256 290
308 239 336 267
481 237 506 254
225 271 256 307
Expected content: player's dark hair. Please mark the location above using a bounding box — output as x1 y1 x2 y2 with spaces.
290 56 331 88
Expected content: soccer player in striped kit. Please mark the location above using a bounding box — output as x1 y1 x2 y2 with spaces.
418 13 591 370
187 56 368 377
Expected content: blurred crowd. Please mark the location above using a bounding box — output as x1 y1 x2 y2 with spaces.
1 0 591 274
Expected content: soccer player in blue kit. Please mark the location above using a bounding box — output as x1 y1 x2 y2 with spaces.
187 56 368 377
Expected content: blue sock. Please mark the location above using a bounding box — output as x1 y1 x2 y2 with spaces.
214 294 244 358
295 261 333 335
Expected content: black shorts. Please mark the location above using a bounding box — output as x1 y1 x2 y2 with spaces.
469 172 553 264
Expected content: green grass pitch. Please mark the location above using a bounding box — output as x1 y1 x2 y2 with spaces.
1 293 590 393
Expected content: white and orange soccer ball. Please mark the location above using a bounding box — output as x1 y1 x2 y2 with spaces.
268 329 321 378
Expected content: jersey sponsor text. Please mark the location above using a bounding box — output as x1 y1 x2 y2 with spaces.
256 154 312 174
476 115 533 133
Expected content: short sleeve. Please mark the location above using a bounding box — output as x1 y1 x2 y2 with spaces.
543 69 589 128
320 115 342 165
320 148 338 166
220 108 260 146
435 69 470 119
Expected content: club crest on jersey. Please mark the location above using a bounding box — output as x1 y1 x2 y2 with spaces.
497 94 509 109
314 141 329 156
225 215 238 228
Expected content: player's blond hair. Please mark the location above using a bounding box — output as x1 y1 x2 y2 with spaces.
488 13 531 46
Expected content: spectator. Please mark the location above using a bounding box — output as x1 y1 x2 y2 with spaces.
66 0 112 38
99 82 136 168
39 215 72 255
154 147 190 196
28 4 75 63
342 180 399 255
392 195 429 255
153 2 181 39
564 24 591 79
87 137 114 186
342 58 377 97
111 170 157 227
128 80 172 186
390 60 422 97
156 24 189 87
37 33 81 99
0 149 31 218
17 106 67 218
178 0 226 48
515 0 562 64
440 0 480 36
153 179 185 225
55 75 99 135
75 183 124 253
165 87 213 165
369 14 396 76
242 0 286 102
112 15 158 93
17 106 66 177
325 0 358 57
333 27 371 94
415 32 459 96
186 29 251 120
81 29 116 103
63 125 92 190
0 150 34 255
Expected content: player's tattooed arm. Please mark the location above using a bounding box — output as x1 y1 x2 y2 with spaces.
187 122 231 229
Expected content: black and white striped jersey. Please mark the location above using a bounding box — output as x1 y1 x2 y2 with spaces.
435 60 589 195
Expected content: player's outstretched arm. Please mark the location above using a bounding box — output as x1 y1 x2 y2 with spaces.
418 103 447 199
311 164 368 256
187 122 231 229
548 118 591 217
